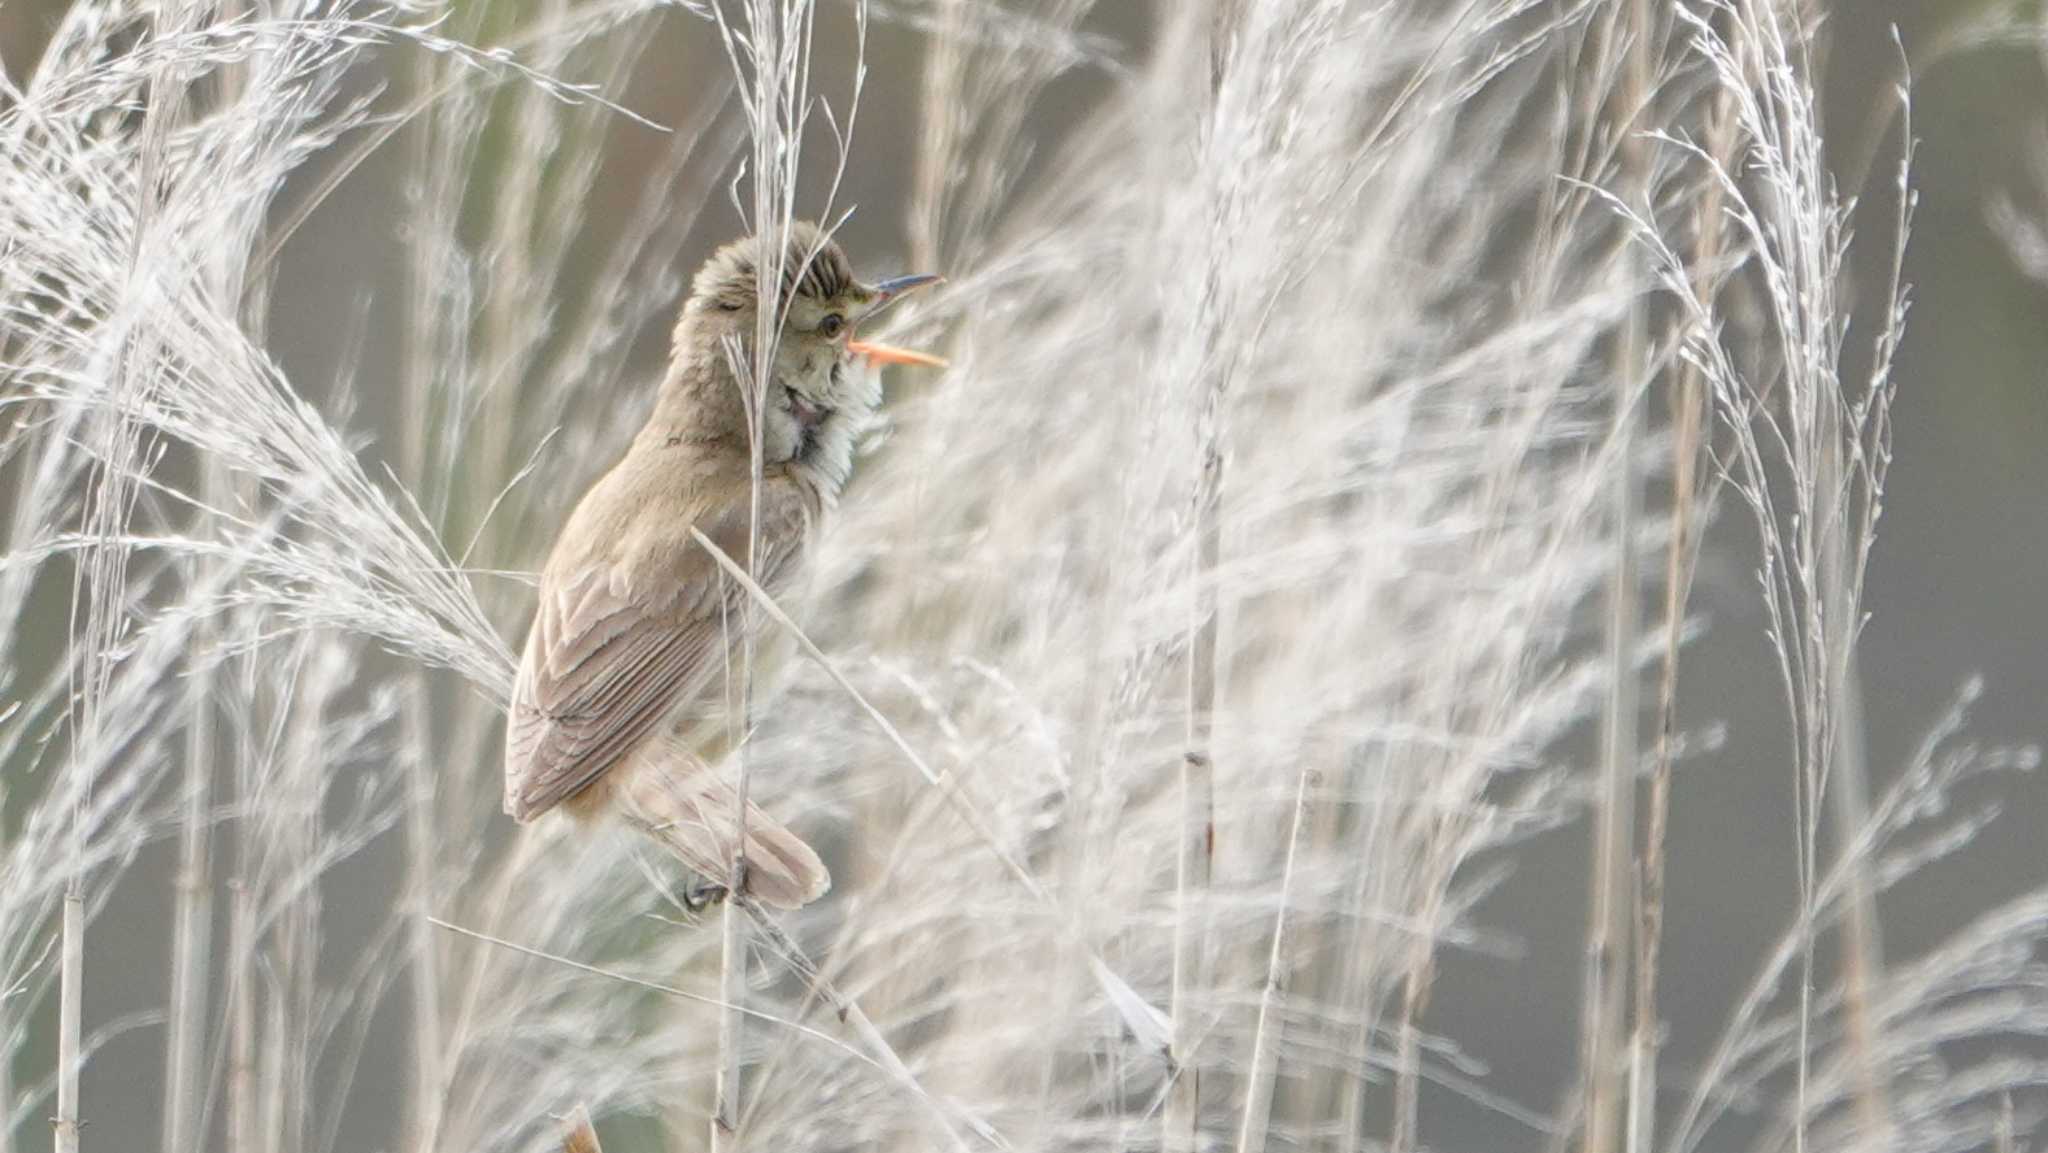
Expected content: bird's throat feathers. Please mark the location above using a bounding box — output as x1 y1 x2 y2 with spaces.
649 325 880 507
785 357 881 504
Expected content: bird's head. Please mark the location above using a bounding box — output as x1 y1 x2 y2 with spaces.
668 222 941 494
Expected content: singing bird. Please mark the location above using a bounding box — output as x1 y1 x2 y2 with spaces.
504 223 940 909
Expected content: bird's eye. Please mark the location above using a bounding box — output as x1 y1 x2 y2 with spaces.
819 313 846 338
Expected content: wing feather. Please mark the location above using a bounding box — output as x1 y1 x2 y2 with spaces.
504 483 811 822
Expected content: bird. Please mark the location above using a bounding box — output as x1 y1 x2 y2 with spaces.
503 222 941 910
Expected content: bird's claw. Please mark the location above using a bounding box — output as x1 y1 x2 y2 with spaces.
681 879 730 913
682 858 748 914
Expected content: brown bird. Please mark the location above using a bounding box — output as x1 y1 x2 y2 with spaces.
504 222 940 909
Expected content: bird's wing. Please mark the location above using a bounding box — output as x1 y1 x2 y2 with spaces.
504 487 811 823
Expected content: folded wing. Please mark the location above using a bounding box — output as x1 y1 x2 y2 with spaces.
504 491 810 823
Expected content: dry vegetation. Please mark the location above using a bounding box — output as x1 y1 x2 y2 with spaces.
2 1 2046 1152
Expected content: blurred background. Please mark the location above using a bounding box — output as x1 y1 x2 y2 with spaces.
3 2 2048 1151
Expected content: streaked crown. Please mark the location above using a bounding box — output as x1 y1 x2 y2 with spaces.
689 221 859 314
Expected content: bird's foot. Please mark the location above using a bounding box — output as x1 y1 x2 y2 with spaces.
681 878 729 913
681 859 749 914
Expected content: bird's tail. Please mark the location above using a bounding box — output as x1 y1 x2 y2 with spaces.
615 760 830 911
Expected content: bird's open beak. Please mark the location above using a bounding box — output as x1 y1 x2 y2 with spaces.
850 274 947 368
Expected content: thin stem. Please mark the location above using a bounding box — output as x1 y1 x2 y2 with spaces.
1389 886 1441 1153
227 880 257 1153
1632 69 1735 1153
64 7 195 1145
1819 355 1888 1149
1584 2 1652 1148
0 979 10 1153
737 900 984 1153
167 10 264 1140
1233 767 1313 1153
54 892 81 1153
1170 6 1242 1139
401 689 442 1153
1335 749 1396 1153
909 0 965 273
1168 321 1225 1153
163 704 213 1153
712 829 747 1147
168 504 221 1153
427 916 869 1061
400 37 444 1153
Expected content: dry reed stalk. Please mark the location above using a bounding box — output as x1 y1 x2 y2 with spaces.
168 16 272 1142
910 0 967 274
1585 402 1641 1152
53 892 81 1153
474 0 564 552
1583 2 1657 1148
1818 336 1890 1152
1167 250 1225 1153
1583 287 1643 1153
64 11 195 1147
260 986 286 1150
1389 878 1443 1153
0 949 9 1153
228 878 257 1153
1631 58 1735 1153
1233 766 1313 1153
1823 622 1888 1148
167 572 218 1153
282 644 333 1150
1818 193 1891 1140
1334 750 1398 1153
712 803 748 1148
400 668 443 1152
702 5 876 1136
1169 4 1251 1143
1167 3 1231 1130
1166 744 1215 1153
715 2 782 1134
1614 5 1915 1146
166 632 219 1153
401 36 448 1153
